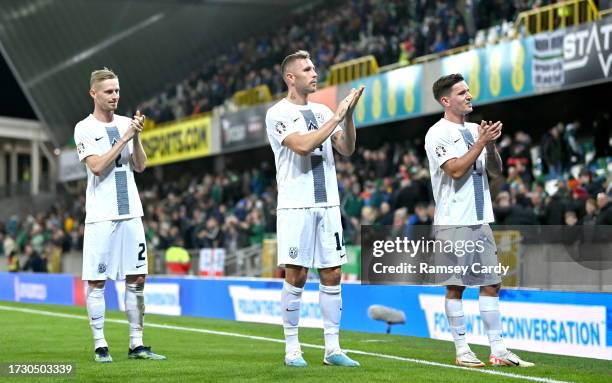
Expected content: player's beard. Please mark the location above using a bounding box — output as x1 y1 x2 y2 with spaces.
308 80 317 93
100 101 117 112
301 83 316 95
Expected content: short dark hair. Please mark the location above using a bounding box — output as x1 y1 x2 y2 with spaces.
432 73 464 102
280 50 310 76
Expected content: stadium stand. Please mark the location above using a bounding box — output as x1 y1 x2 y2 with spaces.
1 114 610 274
1 1 612 371
136 0 545 123
0 0 610 281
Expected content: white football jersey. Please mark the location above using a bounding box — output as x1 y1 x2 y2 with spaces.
425 118 494 225
266 99 342 209
74 114 144 223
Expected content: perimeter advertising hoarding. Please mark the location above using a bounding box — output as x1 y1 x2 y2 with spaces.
345 64 424 128
562 17 612 85
141 113 212 166
440 39 535 103
2 273 608 360
220 104 268 151
214 19 611 151
0 273 74 305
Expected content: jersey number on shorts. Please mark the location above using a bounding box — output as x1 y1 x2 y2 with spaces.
334 232 345 251
138 243 146 261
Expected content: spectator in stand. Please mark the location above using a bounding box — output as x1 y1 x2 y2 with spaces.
494 192 539 225
375 201 394 226
165 239 191 275
579 198 598 225
543 183 570 225
341 182 364 238
564 121 583 166
29 223 45 256
431 32 449 53
407 202 433 226
596 193 612 225
8 251 20 272
578 169 603 197
390 208 408 238
392 176 428 213
1 114 608 271
593 112 610 160
503 131 533 183
137 0 523 124
22 243 47 273
449 23 470 48
564 210 578 226
541 123 564 178
196 216 224 249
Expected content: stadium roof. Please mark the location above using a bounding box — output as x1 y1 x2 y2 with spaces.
0 0 322 146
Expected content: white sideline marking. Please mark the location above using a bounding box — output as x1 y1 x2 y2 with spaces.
0 305 572 383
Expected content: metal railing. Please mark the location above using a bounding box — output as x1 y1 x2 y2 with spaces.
327 55 379 86
232 85 273 107
514 0 599 35
150 244 264 277
410 44 474 65
600 7 612 18
224 244 263 277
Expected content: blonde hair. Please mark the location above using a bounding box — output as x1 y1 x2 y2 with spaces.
90 67 117 88
280 50 310 76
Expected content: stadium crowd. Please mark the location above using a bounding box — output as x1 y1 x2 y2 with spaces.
137 0 546 124
3 1 612 271
1 115 610 271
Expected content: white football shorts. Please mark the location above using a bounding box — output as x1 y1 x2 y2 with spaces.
276 206 347 269
82 217 148 280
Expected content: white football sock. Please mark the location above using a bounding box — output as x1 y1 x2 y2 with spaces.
281 281 303 354
319 284 341 355
445 298 470 355
86 285 107 350
125 283 145 349
479 295 507 356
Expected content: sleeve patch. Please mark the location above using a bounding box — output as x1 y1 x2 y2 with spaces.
275 121 287 135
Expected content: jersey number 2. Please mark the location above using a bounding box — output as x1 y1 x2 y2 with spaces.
138 243 146 261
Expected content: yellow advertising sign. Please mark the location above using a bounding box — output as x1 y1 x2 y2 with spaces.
141 114 211 166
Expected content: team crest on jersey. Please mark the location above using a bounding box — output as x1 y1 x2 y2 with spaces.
77 142 85 155
289 247 299 259
98 263 107 273
275 121 287 135
315 112 324 123
435 145 447 158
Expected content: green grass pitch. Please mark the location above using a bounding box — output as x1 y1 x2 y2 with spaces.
0 301 608 383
